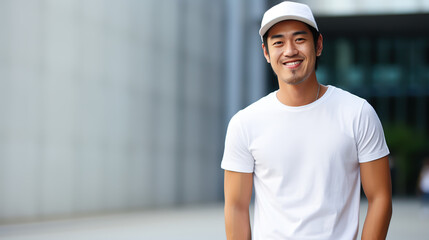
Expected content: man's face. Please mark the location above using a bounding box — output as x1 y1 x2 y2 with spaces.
262 20 322 85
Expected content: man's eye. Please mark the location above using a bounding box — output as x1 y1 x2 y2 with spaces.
296 38 305 42
273 41 282 46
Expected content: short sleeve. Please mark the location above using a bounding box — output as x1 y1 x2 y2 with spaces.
356 101 390 163
221 112 255 173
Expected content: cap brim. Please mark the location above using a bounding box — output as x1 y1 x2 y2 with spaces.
259 15 318 40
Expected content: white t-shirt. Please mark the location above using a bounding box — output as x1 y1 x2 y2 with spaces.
221 86 389 240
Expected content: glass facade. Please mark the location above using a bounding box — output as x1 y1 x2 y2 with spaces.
318 35 429 133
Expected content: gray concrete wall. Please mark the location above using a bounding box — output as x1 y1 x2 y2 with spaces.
0 0 266 222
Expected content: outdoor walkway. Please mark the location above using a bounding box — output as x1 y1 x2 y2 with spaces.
0 198 427 240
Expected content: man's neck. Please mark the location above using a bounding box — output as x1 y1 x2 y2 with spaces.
276 77 324 107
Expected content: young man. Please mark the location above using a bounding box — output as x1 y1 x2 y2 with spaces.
221 2 392 239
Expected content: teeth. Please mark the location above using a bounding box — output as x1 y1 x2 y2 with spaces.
284 61 301 66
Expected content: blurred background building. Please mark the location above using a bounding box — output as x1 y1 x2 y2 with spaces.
0 0 428 224
269 0 429 197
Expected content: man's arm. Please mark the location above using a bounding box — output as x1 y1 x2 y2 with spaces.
360 156 392 240
224 170 253 240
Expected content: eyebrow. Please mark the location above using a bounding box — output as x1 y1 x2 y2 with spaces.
269 31 308 40
292 31 308 36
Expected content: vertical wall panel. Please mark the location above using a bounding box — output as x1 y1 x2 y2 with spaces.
0 0 43 220
128 0 155 208
74 0 106 213
102 0 131 210
152 0 181 206
248 0 266 104
182 0 204 203
0 0 10 219
40 0 79 216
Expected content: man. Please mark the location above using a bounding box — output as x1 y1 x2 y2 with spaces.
221 1 392 239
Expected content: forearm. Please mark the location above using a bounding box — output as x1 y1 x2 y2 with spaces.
224 204 251 240
361 196 392 240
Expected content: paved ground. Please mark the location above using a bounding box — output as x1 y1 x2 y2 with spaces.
365 198 429 240
0 198 428 240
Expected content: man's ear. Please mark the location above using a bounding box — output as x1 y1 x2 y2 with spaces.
316 34 323 57
262 43 271 63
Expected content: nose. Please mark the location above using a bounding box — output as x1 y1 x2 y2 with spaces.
283 40 298 57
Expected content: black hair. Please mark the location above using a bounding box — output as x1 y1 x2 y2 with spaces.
262 22 321 70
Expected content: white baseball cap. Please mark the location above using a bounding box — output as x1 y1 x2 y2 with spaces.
259 1 318 41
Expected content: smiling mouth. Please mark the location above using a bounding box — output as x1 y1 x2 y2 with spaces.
283 60 302 68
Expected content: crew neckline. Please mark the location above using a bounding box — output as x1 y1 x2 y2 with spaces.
271 85 334 111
